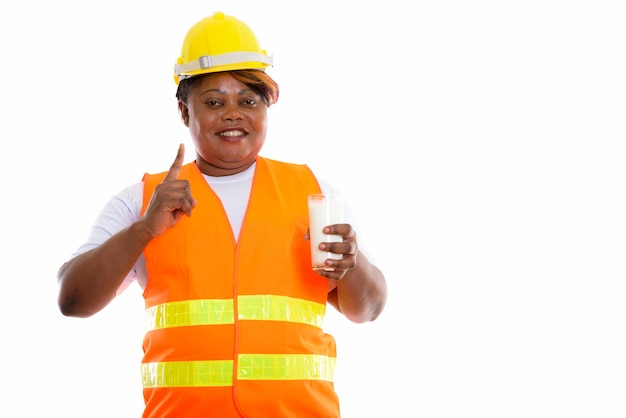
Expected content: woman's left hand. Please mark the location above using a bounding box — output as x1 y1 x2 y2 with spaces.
315 223 358 280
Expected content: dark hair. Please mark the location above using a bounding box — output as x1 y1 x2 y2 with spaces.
176 70 279 106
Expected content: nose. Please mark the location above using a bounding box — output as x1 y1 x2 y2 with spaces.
223 105 243 122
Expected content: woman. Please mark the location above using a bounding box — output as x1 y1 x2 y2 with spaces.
57 12 387 417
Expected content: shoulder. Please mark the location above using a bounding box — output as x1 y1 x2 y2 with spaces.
143 162 197 182
257 157 318 185
112 182 144 219
70 181 144 257
258 156 307 170
258 157 339 194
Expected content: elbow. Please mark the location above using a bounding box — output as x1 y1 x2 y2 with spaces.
57 262 99 318
57 277 101 318
360 282 388 323
339 262 388 323
58 301 77 318
348 298 387 324
342 288 387 324
371 282 388 321
57 264 79 317
368 299 387 322
57 284 112 318
58 293 94 318
356 275 388 323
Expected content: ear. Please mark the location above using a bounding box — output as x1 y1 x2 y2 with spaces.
178 101 190 127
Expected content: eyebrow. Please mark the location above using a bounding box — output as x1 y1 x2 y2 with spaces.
198 88 255 96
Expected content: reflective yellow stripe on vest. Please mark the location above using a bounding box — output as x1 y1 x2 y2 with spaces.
142 354 336 388
145 295 326 331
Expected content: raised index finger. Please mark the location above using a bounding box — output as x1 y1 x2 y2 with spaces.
163 143 185 182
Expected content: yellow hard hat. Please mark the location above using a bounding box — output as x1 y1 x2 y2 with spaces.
173 11 273 84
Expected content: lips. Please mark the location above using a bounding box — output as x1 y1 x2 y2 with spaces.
217 128 247 137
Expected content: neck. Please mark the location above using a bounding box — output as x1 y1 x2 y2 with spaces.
195 156 257 177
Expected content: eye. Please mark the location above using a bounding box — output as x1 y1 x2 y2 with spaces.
241 97 258 107
204 99 223 107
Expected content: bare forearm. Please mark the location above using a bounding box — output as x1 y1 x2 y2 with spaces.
330 251 388 323
57 221 152 318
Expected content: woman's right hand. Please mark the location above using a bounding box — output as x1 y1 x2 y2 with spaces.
139 144 197 239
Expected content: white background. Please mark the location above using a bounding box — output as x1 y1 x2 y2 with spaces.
1 1 625 417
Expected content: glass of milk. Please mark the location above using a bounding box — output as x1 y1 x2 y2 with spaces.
307 194 344 271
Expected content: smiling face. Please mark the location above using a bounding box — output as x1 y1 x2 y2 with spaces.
178 72 268 176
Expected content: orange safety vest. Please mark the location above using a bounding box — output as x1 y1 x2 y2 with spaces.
139 157 340 418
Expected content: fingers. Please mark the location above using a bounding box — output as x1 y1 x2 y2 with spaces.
322 224 356 248
163 143 185 182
316 249 357 280
155 143 196 217
316 224 358 279
321 240 357 255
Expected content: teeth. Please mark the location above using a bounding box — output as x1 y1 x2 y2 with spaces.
219 131 244 137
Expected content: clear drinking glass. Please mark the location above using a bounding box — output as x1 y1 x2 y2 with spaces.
307 194 344 271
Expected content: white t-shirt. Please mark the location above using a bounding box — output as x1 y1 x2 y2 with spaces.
72 161 353 294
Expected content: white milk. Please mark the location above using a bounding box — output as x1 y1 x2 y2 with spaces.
307 194 344 271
